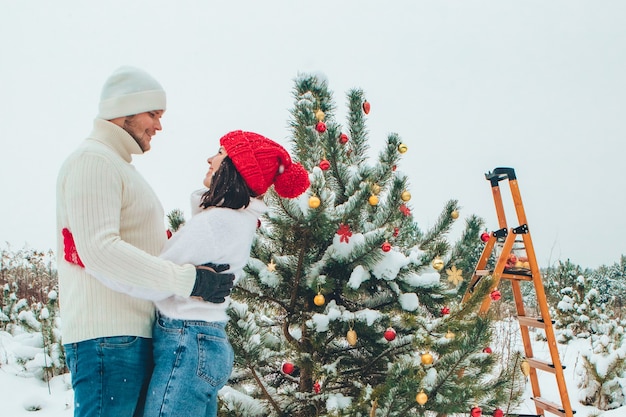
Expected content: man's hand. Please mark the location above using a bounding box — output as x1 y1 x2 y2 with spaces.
191 264 234 303
199 262 230 273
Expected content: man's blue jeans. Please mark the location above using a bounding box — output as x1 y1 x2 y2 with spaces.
142 314 234 417
64 336 153 417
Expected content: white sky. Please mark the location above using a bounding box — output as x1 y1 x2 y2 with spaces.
1 1 624 269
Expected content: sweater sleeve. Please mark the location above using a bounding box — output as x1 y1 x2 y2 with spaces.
61 150 196 297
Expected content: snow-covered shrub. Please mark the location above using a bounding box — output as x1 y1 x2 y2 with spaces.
577 347 626 410
0 245 64 380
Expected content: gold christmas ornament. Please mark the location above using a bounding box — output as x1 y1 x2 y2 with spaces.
314 292 325 306
432 257 444 271
451 210 459 219
368 195 379 206
308 195 321 209
398 143 408 153
421 352 433 365
400 191 411 202
371 183 381 195
415 390 428 405
347 328 358 346
445 330 455 340
520 359 530 377
315 109 325 121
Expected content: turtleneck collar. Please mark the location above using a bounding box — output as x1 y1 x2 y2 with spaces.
89 118 144 162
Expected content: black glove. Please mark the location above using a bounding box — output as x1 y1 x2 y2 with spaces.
191 264 234 303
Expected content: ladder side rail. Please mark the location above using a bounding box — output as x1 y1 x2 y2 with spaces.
510 279 543 404
522 233 574 417
490 183 509 230
508 179 529 227
509 177 573 417
463 234 498 303
478 232 516 315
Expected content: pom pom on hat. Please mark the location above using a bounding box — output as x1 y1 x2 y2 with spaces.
98 66 166 120
220 131 310 198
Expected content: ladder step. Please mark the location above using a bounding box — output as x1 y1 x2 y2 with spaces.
473 269 534 281
504 267 533 277
532 396 571 417
502 269 534 281
517 316 554 329
526 357 565 373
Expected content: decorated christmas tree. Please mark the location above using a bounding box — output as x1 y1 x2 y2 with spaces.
221 74 524 417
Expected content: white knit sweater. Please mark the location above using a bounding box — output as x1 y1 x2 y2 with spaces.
97 190 267 322
56 119 197 344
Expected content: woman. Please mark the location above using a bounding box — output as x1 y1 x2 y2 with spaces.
95 130 310 416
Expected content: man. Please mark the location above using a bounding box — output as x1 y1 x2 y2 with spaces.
56 66 233 417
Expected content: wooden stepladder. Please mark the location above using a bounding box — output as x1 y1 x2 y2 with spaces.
463 167 574 417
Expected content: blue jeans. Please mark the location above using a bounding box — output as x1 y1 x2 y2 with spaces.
142 314 234 417
64 336 153 417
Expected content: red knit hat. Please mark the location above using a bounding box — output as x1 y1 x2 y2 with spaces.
219 130 310 198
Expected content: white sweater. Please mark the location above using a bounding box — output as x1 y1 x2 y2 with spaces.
98 190 267 322
56 119 197 344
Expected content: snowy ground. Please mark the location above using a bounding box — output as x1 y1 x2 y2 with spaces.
0 329 624 417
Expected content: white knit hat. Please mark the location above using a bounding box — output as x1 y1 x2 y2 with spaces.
97 66 166 119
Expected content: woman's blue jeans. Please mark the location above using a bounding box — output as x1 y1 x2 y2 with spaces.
64 336 153 417
142 313 234 417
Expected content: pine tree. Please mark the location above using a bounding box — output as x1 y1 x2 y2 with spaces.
222 74 523 417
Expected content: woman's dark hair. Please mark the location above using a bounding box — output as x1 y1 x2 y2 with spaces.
200 156 254 209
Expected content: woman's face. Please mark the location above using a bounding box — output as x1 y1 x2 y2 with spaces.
203 146 228 188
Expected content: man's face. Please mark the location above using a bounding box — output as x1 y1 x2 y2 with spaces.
123 110 164 152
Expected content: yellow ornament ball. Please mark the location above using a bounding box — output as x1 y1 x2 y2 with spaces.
451 210 459 219
421 352 433 365
520 359 530 377
398 143 408 153
416 390 428 405
315 109 325 121
308 195 321 209
401 191 411 202
347 329 358 346
314 292 325 306
368 195 379 206
432 257 444 271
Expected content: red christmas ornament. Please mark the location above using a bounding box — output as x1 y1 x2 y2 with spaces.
166 229 173 239
471 406 482 417
492 408 504 417
381 241 392 252
319 159 331 170
282 362 295 375
337 224 352 243
315 121 327 133
490 289 502 301
384 327 397 341
480 232 490 242
313 381 321 393
393 227 400 237
483 346 493 354
257 219 261 228
339 133 349 144
441 306 450 316
362 100 371 114
399 204 411 216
